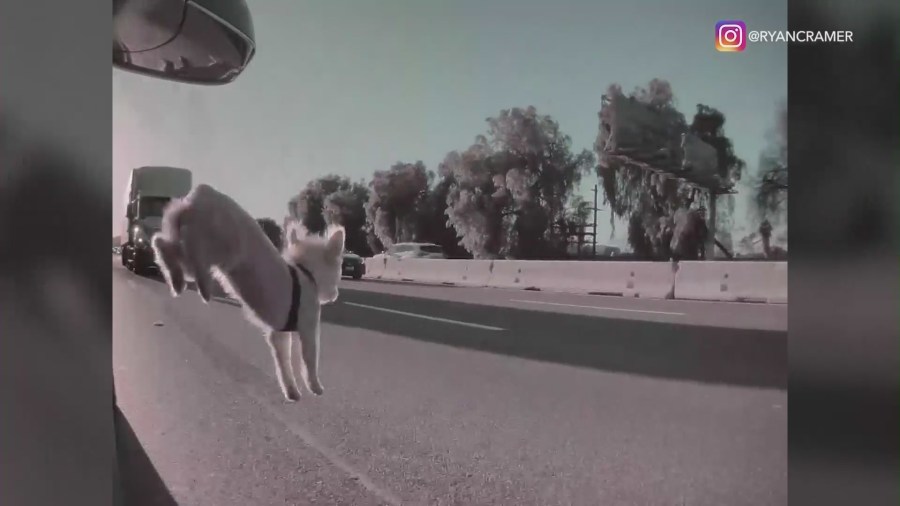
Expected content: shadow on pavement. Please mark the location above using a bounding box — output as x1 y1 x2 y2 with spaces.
326 289 788 390
115 405 179 506
130 265 786 390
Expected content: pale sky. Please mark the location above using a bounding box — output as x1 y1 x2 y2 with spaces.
113 0 786 247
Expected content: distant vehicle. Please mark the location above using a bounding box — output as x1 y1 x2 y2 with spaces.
596 245 621 257
120 166 193 274
341 251 365 280
377 242 447 260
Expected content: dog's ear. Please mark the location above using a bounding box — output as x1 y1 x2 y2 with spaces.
325 227 345 259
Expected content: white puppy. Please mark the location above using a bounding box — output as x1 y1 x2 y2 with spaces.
151 184 344 401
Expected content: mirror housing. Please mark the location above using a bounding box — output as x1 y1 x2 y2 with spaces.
113 0 256 85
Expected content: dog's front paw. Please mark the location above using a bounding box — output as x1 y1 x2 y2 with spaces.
309 382 324 396
171 279 186 296
197 287 212 304
284 386 302 402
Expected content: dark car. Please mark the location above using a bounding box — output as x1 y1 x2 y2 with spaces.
341 252 365 280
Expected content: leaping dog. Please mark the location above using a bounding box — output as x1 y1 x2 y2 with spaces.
151 183 344 402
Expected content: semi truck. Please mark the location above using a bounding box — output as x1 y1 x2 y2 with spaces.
120 166 193 274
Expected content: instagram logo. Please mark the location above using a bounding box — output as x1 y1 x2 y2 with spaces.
716 20 746 52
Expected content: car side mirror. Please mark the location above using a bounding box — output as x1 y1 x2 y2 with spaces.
113 0 256 85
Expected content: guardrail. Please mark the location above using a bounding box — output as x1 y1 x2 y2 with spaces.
361 257 787 303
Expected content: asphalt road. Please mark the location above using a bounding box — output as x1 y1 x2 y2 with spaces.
337 279 788 332
113 258 787 506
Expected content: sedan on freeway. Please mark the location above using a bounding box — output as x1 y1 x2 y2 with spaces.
342 251 365 279
376 242 447 260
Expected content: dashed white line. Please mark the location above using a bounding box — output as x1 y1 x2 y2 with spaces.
343 302 505 331
509 299 686 316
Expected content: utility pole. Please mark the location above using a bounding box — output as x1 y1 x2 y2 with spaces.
704 190 717 260
591 184 599 257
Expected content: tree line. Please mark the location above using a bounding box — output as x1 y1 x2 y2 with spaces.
263 79 785 260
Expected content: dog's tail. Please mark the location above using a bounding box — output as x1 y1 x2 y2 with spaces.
151 198 191 296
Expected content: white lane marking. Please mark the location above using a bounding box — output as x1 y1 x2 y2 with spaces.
242 388 403 506
343 302 505 331
510 299 686 316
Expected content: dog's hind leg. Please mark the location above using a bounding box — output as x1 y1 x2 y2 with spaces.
193 268 214 303
151 235 186 296
266 330 301 401
180 229 215 303
296 317 324 396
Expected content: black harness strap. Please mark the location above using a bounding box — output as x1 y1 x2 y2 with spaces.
280 261 316 332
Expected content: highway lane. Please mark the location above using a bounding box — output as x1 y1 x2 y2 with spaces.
113 259 787 505
339 279 788 331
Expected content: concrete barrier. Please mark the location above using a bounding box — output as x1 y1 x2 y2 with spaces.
486 260 529 289
395 258 447 284
448 260 493 287
767 262 788 304
363 258 493 286
363 256 387 279
674 261 787 303
487 260 675 298
488 260 625 294
363 257 786 304
403 259 494 286
622 261 677 299
377 256 403 281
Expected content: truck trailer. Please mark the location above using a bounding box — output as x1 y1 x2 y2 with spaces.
120 166 192 274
